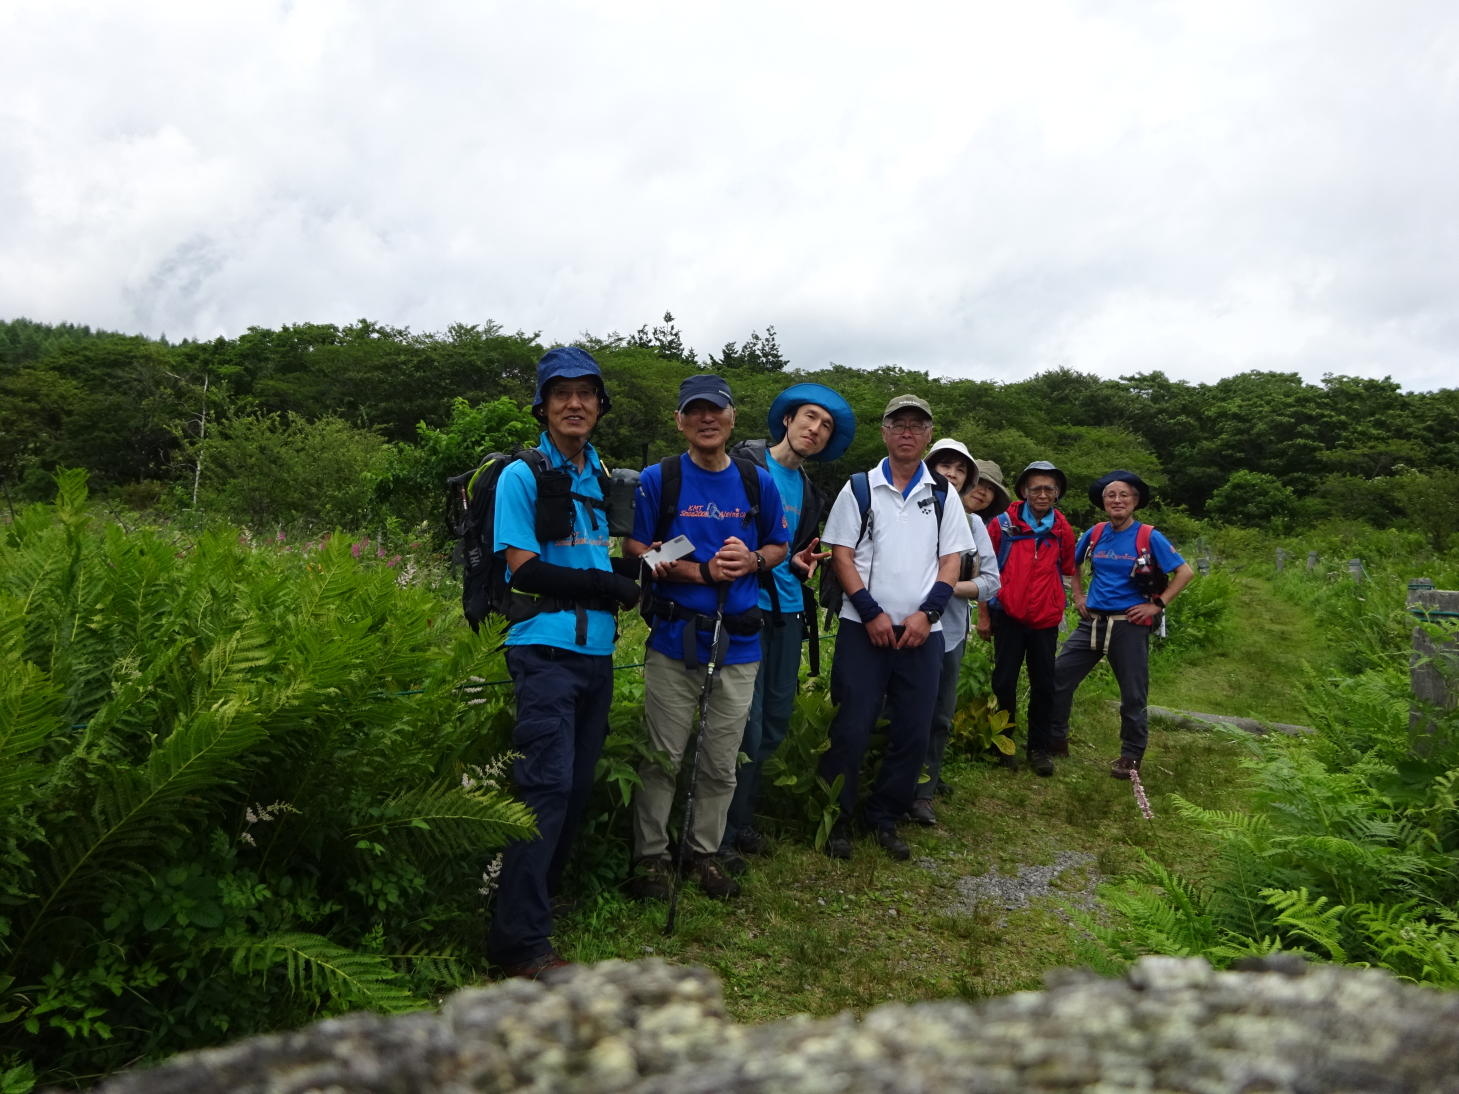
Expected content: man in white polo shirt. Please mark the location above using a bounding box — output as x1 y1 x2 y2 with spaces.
817 394 975 860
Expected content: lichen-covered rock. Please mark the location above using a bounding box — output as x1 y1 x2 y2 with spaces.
82 956 1459 1093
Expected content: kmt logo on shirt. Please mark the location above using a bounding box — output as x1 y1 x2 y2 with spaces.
917 498 937 514
680 503 752 521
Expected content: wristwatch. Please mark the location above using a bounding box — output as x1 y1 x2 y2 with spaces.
923 608 942 624
754 551 766 572
1152 595 1166 609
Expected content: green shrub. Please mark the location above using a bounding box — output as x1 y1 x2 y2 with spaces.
1 472 531 1087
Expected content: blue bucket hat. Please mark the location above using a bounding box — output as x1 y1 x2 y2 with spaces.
532 346 610 418
767 382 857 462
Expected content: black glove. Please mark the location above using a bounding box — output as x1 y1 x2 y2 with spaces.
590 569 641 608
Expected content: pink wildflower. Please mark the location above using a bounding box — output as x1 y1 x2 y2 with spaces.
1130 767 1154 820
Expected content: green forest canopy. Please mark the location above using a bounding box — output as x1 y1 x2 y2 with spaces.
3 314 1457 541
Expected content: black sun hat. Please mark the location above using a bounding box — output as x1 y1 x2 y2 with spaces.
1089 469 1152 510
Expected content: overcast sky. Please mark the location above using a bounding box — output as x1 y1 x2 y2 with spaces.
3 1 1455 390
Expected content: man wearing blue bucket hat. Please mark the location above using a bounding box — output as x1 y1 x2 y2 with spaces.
717 382 856 873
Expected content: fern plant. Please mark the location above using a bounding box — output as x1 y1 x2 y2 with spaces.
1 472 533 1087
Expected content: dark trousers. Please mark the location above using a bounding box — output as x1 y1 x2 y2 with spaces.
486 644 613 967
990 608 1060 752
916 642 963 802
818 621 944 831
1049 615 1152 759
722 615 804 850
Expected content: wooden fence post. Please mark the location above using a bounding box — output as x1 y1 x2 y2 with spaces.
1408 579 1459 754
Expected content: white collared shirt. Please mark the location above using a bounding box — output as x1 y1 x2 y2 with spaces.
823 460 976 629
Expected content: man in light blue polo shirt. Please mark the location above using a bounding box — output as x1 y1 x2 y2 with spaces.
718 382 855 873
485 346 639 980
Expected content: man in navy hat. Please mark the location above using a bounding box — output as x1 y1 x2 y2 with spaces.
624 374 788 901
486 345 642 979
717 382 856 873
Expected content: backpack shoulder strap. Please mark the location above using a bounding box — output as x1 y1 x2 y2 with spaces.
994 511 1017 571
653 455 682 544
1135 522 1153 554
1076 521 1109 566
729 455 762 527
849 471 873 543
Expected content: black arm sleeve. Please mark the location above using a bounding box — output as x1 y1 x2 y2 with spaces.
511 557 639 606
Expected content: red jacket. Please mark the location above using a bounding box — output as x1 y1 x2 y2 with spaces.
987 504 1077 629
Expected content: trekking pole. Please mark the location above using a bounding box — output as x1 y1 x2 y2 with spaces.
665 581 729 937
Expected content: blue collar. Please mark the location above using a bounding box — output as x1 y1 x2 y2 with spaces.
881 457 925 499
540 431 600 475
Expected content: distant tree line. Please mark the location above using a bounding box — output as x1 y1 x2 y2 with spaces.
3 313 1457 547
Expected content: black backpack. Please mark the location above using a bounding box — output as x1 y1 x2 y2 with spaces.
447 448 620 633
818 469 949 624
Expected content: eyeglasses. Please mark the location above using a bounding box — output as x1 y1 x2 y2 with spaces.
1025 486 1058 496
883 418 931 434
1103 491 1138 501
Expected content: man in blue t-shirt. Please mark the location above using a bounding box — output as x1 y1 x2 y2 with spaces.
1050 469 1195 779
485 347 640 980
624 374 788 901
718 383 856 873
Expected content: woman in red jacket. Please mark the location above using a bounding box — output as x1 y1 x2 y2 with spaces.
985 461 1082 776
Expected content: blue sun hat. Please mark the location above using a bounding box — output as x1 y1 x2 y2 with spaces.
531 346 610 417
767 382 857 462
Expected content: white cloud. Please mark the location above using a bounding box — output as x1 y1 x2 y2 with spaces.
2 0 1456 390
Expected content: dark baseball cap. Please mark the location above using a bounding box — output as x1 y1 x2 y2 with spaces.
677 373 735 412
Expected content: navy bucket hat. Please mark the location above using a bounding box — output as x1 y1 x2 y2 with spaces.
1089 470 1152 510
531 346 610 417
767 382 857 462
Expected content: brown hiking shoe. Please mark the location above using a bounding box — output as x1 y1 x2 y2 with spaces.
1110 755 1141 780
687 853 741 899
498 950 571 980
627 856 673 901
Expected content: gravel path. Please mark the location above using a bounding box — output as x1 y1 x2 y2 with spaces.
921 850 1100 920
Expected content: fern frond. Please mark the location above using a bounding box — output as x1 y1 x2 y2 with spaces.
17 698 268 954
1261 887 1348 962
350 780 536 857
223 931 422 1015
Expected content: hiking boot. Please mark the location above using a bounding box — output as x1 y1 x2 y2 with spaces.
1050 739 1070 757
1029 750 1055 777
908 799 937 826
627 856 673 901
498 950 571 980
1110 755 1141 780
715 849 750 877
687 853 741 899
734 826 770 856
873 826 910 861
825 820 852 860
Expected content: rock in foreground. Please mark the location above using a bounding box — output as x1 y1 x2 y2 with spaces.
85 955 1459 1093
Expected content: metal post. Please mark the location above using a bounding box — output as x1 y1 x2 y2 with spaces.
1408 580 1458 755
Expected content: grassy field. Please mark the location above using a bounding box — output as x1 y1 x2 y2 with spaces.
551 572 1337 1023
